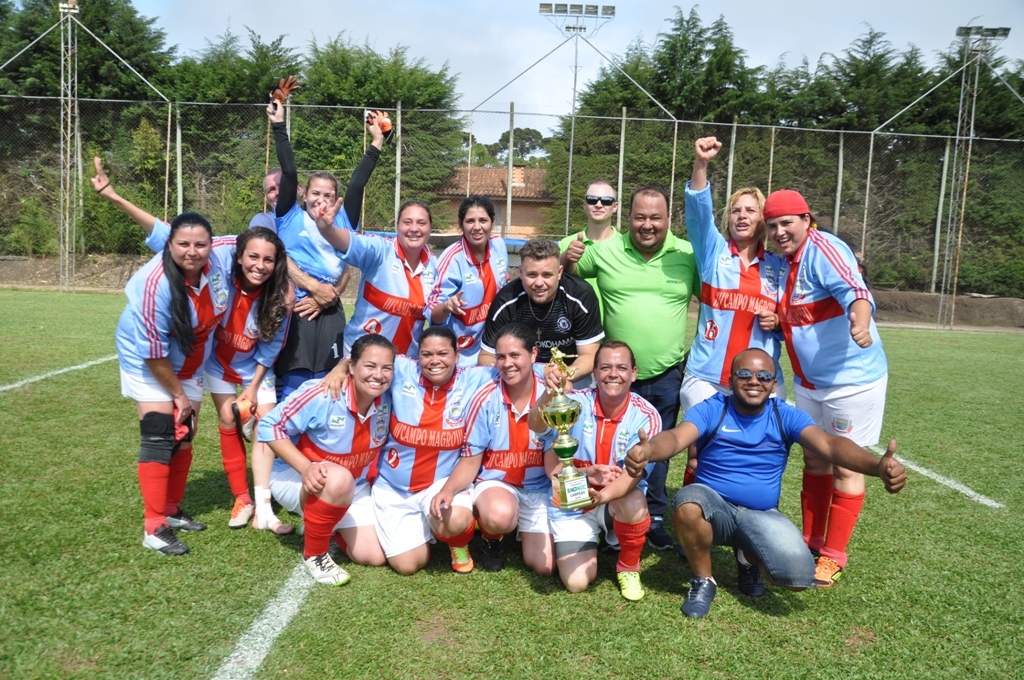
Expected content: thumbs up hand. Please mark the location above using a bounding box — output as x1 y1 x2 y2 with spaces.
876 439 906 493
565 231 586 264
849 310 872 348
625 428 651 479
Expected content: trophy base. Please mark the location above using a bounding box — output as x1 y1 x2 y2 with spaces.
558 474 591 510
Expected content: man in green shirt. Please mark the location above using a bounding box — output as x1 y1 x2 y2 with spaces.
558 179 620 320
564 185 699 551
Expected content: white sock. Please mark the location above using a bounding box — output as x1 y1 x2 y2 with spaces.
735 548 752 567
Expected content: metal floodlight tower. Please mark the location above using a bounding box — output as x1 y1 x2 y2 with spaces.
538 4 615 229
59 0 81 292
937 25 1011 328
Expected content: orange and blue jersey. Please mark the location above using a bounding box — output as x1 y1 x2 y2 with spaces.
276 202 355 299
462 375 550 493
776 229 887 389
375 356 496 494
143 220 289 385
427 236 509 367
342 235 438 357
257 378 391 488
116 237 233 380
685 182 785 386
540 388 661 518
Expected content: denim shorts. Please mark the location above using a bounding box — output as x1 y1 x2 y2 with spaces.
674 484 815 588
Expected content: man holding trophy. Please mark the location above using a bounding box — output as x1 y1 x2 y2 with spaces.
528 342 661 601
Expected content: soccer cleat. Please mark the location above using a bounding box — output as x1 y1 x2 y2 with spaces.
142 524 189 556
736 554 766 598
478 537 506 572
166 510 206 532
304 551 351 586
229 499 254 529
231 398 256 443
681 577 717 618
813 556 843 588
646 517 675 551
616 570 646 601
449 544 474 574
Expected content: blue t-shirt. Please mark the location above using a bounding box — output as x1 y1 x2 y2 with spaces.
685 393 814 511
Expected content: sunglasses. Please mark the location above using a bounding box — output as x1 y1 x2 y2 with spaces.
584 195 615 206
733 369 776 383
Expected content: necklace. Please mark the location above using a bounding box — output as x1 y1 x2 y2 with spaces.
527 295 554 323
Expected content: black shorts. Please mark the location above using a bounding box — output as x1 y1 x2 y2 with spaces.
274 303 346 375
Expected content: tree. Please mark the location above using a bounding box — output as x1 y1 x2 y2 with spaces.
486 127 544 163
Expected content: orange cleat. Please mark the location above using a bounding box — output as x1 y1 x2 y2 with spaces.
365 109 394 141
231 398 256 443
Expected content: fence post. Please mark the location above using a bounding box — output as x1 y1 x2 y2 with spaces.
725 116 737 202
860 132 875 255
668 120 678 227
393 101 401 227
176 103 182 214
617 106 626 232
466 112 474 197
767 126 776 193
931 137 951 294
505 101 514 239
163 102 172 222
832 131 844 234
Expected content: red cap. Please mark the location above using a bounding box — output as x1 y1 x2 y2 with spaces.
763 189 810 220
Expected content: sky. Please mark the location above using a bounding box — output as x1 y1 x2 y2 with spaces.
131 0 1023 120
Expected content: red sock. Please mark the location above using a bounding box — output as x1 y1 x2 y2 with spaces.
480 529 503 541
138 462 170 534
303 495 349 559
435 524 475 549
820 490 865 568
614 516 651 572
683 468 696 486
801 470 833 553
219 425 252 504
331 529 349 554
164 445 193 516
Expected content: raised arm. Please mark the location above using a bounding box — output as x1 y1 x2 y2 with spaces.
92 157 159 235
798 427 906 493
269 100 299 218
690 137 721 192
342 118 385 228
624 422 700 478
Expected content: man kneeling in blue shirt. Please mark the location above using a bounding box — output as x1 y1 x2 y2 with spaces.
625 348 906 619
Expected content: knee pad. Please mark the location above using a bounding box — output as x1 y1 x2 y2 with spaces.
139 412 176 464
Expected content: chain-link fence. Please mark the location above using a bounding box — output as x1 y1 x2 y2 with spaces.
2 94 1023 301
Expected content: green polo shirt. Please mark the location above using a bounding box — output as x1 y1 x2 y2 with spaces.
559 230 605 320
576 231 699 380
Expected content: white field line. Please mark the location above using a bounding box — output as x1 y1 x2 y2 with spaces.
0 354 117 393
212 563 314 680
784 399 1005 509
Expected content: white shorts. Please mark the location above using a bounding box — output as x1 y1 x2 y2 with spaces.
269 458 375 529
473 480 551 535
794 374 887 447
680 370 787 416
372 478 473 558
120 368 203 403
550 504 616 549
204 371 277 405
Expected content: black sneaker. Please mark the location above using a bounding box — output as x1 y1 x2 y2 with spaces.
646 518 674 551
143 524 189 556
166 510 206 532
478 537 506 572
736 558 766 598
681 577 717 619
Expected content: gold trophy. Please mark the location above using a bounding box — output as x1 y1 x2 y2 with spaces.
541 348 591 510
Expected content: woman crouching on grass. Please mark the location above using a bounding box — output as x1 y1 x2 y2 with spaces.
97 158 294 547
256 334 395 585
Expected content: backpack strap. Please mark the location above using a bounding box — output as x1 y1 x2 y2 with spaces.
772 398 793 452
694 396 730 458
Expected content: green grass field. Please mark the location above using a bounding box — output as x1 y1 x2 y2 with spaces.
2 289 1023 679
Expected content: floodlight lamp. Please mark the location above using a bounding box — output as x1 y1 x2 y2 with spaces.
982 27 999 37
539 3 553 14
995 27 1011 38
956 26 970 37
971 26 984 35
569 4 583 15
601 5 615 17
554 3 568 15
585 5 598 16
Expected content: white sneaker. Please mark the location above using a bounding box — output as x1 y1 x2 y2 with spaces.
229 499 254 529
304 552 350 586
